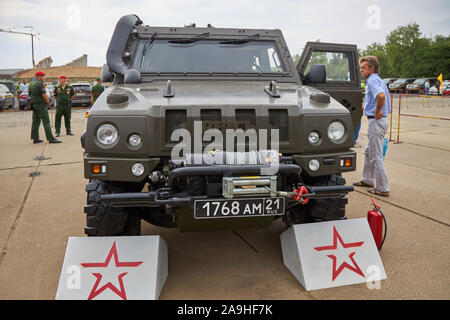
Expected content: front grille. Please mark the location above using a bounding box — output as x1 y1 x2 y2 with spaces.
235 109 256 130
269 109 289 141
166 109 187 143
201 109 221 121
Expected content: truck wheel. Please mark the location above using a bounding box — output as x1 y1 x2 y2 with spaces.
283 205 313 229
308 174 347 222
84 180 143 236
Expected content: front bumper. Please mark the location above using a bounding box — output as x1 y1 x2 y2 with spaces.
84 155 160 182
84 148 356 182
100 182 354 208
293 151 356 176
71 97 91 106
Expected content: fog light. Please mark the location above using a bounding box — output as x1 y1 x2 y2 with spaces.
129 134 142 147
308 131 320 145
309 159 320 172
131 163 145 176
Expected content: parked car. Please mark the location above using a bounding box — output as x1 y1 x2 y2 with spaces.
71 82 92 107
429 81 450 95
0 80 16 95
389 78 415 92
406 78 439 94
0 84 15 110
44 84 55 109
18 88 29 110
383 78 397 86
18 84 55 110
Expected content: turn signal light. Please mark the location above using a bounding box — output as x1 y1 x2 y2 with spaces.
344 159 352 167
92 164 101 174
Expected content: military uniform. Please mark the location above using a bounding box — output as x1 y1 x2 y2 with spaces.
91 82 105 103
29 79 55 142
54 84 75 135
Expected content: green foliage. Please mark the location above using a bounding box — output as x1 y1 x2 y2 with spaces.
294 23 449 81
359 23 450 79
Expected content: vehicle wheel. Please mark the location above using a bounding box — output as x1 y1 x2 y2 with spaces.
84 179 144 236
308 174 348 222
282 205 313 229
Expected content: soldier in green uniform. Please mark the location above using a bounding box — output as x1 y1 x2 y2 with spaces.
53 75 75 136
29 71 61 144
91 78 105 104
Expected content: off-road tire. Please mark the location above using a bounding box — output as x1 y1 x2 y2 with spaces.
283 205 313 229
309 174 347 222
283 174 347 229
84 180 143 236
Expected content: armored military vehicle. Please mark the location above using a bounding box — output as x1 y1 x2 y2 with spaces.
81 14 362 236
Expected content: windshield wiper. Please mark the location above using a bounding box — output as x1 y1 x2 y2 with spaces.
219 33 261 45
140 32 158 68
168 32 211 44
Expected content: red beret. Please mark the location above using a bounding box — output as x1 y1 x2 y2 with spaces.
35 71 45 77
59 75 67 79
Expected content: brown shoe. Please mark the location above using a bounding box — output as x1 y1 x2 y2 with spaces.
368 189 390 197
353 180 375 188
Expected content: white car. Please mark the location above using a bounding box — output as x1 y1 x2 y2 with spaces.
429 81 450 95
429 86 438 95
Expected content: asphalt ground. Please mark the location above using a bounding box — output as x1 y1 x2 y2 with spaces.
0 98 449 300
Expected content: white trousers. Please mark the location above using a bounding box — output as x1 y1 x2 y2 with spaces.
362 117 390 192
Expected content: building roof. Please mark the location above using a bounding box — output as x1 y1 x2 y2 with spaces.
14 66 101 80
0 68 24 77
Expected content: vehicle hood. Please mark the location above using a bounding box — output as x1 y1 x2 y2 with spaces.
89 80 350 115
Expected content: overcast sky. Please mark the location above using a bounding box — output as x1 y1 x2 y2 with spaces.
0 0 449 69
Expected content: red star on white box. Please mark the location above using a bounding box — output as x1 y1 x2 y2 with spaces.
81 242 143 300
314 226 365 281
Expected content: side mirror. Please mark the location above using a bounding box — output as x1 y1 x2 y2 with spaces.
306 64 326 84
101 64 114 83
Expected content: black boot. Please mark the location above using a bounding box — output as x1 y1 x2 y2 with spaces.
33 139 43 144
48 139 62 144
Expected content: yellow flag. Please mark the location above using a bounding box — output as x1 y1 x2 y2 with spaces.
437 73 444 93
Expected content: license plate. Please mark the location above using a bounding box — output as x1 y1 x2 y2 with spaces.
194 197 285 219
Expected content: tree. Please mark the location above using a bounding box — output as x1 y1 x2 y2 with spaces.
360 42 392 78
294 22 450 80
385 23 423 77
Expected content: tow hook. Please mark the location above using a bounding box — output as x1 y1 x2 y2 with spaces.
270 186 309 205
290 186 309 205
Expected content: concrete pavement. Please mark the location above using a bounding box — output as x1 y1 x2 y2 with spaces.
0 107 448 299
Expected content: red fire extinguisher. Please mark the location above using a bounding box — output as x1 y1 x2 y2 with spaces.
367 198 387 250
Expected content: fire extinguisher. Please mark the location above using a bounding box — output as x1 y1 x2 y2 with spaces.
367 198 387 250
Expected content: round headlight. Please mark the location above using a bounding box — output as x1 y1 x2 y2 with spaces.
308 131 320 145
309 159 320 172
131 163 145 176
327 121 345 142
129 134 142 147
97 124 118 145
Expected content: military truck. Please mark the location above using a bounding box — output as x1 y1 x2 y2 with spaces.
81 15 362 236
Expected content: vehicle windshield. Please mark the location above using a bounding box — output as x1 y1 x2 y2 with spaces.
413 79 426 84
0 85 11 94
133 39 286 74
394 79 407 84
73 85 91 92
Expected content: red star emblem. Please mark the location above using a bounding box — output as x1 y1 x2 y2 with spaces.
81 242 143 300
314 226 365 281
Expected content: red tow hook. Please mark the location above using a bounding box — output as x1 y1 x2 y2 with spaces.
291 186 309 205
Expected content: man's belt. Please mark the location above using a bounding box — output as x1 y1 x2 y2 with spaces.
367 115 388 119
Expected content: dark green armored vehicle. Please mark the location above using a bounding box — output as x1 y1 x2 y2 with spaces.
81 15 362 236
